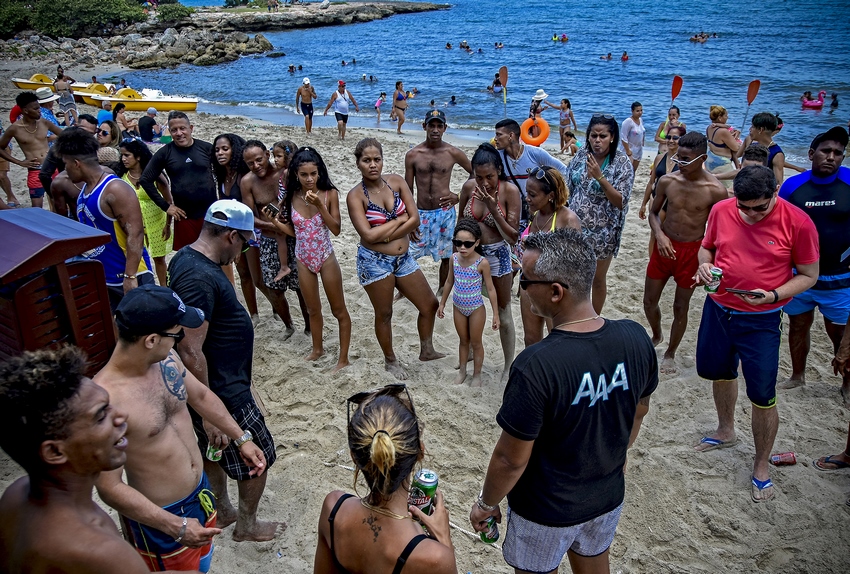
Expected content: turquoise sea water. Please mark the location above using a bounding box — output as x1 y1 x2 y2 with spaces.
126 0 850 160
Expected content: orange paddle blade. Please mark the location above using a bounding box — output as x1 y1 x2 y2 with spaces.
499 66 508 88
747 80 761 105
671 75 683 101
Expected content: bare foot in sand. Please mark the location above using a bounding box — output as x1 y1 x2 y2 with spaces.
419 347 446 362
469 374 483 387
233 520 286 542
216 505 237 529
273 266 291 283
651 333 664 347
453 371 467 385
777 377 805 390
660 356 677 375
332 359 351 373
282 326 296 341
385 359 409 380
306 349 324 361
454 356 474 369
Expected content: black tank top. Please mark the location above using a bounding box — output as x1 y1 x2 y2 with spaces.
328 494 428 574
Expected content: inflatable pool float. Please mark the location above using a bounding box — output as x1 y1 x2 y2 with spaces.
521 118 550 146
802 90 826 109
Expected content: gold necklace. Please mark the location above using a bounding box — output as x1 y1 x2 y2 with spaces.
22 120 38 134
509 142 524 170
360 499 411 520
554 315 602 329
534 210 554 232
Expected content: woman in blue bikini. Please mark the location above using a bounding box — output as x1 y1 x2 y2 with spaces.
392 81 409 134
347 138 445 379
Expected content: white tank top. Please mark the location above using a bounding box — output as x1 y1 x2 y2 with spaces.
332 90 350 115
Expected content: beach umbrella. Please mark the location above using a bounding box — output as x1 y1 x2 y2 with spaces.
740 79 760 130
499 66 508 116
670 75 683 106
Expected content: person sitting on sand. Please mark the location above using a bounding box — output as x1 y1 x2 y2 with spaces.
265 147 351 372
438 218 500 386
692 165 819 503
0 347 180 574
113 102 139 138
314 384 457 573
347 138 445 379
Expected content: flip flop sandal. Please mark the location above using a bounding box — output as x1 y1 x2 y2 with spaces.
751 476 775 503
813 455 850 471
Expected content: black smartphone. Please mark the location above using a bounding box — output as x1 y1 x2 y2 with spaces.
725 288 765 298
265 203 280 217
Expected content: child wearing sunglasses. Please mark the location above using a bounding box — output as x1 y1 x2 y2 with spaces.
437 218 500 386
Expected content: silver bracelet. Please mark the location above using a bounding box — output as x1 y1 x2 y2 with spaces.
174 516 188 543
476 490 498 512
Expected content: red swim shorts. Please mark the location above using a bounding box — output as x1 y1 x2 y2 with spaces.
173 217 204 251
646 237 702 288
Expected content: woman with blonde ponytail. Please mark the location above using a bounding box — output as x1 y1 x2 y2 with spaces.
314 385 457 573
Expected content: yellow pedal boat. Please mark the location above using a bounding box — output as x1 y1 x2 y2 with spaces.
83 88 198 112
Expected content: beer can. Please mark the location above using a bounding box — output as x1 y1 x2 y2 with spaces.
408 469 438 516
479 516 499 544
205 444 222 462
705 267 723 293
769 452 796 466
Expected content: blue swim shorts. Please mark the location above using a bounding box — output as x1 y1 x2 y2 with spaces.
356 245 420 286
784 275 850 325
410 207 456 262
481 240 513 277
300 102 314 118
695 297 782 408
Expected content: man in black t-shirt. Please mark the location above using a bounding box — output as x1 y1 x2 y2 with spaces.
140 111 216 251
168 200 283 543
137 107 161 143
469 228 657 574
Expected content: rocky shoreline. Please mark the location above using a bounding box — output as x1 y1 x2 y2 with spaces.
0 2 448 70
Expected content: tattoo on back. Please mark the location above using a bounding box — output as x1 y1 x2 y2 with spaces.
362 516 381 542
160 356 187 400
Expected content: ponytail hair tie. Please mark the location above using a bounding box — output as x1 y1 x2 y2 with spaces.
372 430 391 440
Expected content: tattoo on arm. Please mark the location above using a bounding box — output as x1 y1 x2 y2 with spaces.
160 355 187 400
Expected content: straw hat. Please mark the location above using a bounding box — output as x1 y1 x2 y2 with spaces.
532 89 548 101
35 87 60 104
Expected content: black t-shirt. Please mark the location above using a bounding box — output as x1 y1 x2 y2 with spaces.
168 246 254 411
138 116 157 142
140 139 216 220
496 319 658 527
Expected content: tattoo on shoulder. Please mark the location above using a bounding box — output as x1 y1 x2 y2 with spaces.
362 515 381 543
160 355 187 401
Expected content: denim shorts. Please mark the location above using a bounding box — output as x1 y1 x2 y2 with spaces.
356 245 419 286
695 297 782 408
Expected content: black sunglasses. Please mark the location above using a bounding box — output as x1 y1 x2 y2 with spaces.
157 328 185 342
346 384 417 430
452 239 477 248
99 130 111 137
665 135 681 141
736 199 772 213
518 272 569 291
236 231 251 253
529 166 556 189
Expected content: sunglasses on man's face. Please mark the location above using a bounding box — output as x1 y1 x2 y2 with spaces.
518 272 569 291
452 239 477 248
346 384 417 430
736 199 772 213
671 153 706 167
157 328 185 343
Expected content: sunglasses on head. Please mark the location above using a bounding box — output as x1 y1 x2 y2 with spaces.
157 328 185 342
99 130 111 137
452 239 477 248
736 199 772 213
518 272 569 291
591 113 615 120
346 384 417 431
529 166 554 186
670 153 706 167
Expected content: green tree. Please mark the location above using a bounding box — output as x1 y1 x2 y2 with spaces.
0 2 29 39
157 3 194 22
32 0 145 38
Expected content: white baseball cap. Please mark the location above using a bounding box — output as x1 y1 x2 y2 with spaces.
204 200 256 239
303 77 310 85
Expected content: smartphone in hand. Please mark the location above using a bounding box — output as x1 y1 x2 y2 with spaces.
725 288 765 298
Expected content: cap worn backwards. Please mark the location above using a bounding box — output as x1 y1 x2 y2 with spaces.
204 199 257 239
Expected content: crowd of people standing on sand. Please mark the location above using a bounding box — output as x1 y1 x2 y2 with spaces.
1 72 849 573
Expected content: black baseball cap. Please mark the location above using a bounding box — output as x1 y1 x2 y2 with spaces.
810 126 849 151
424 109 446 125
114 285 205 336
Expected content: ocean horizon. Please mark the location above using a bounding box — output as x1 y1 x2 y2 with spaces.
118 0 850 162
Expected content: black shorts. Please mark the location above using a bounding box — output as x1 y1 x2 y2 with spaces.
300 102 313 118
193 398 277 480
334 112 349 124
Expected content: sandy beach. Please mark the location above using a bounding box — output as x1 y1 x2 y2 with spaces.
1 58 848 573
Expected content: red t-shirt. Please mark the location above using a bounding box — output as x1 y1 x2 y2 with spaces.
701 197 819 312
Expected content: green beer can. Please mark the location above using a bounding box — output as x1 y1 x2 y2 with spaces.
705 267 723 293
408 469 438 515
205 444 222 462
480 516 499 544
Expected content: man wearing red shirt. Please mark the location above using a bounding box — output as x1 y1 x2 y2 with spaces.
692 165 819 503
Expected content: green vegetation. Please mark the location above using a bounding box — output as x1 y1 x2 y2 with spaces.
0 2 30 38
157 3 194 22
31 0 145 38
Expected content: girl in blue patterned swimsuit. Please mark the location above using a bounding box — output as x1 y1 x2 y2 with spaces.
437 218 500 386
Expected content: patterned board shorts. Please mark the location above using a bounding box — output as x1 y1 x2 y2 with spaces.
410 206 456 262
503 503 624 572
481 240 513 277
192 398 277 481
259 234 299 291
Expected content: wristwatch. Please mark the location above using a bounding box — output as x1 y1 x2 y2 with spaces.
233 430 253 448
476 490 498 512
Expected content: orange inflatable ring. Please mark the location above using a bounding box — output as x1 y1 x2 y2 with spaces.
520 118 550 146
